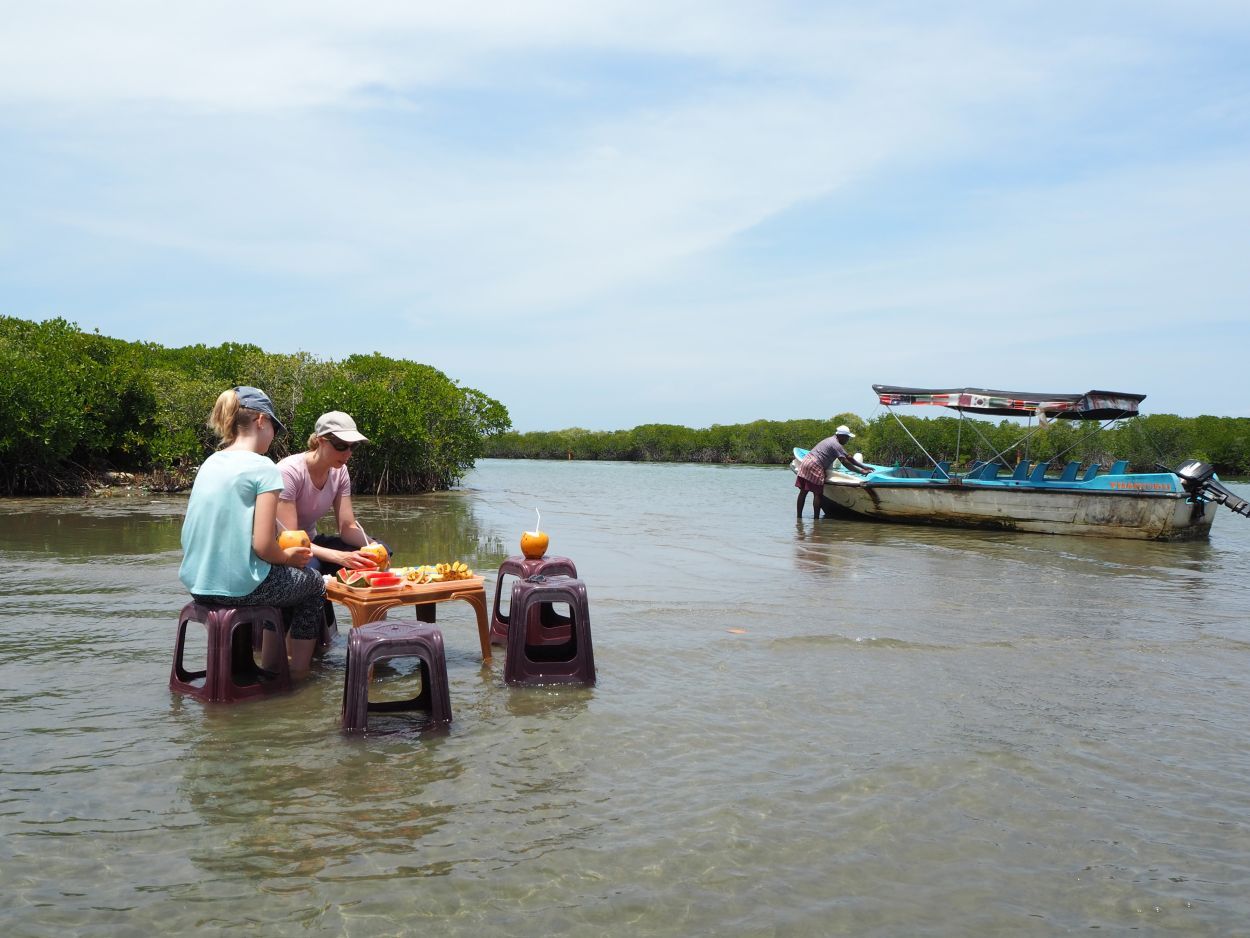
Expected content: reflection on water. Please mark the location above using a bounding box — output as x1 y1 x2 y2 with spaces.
180 718 461 888
0 495 187 557
351 492 510 572
1 466 1249 934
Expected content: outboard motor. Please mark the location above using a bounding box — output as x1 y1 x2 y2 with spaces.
1174 460 1250 518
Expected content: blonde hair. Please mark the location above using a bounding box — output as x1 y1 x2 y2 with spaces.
207 389 262 447
307 432 322 452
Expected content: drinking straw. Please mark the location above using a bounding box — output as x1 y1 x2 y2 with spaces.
355 520 374 544
534 507 541 533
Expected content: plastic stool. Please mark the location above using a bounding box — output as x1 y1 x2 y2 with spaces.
504 576 596 686
490 555 578 646
341 621 452 732
170 602 292 703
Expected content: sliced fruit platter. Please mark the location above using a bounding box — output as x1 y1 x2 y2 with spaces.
390 562 475 584
334 568 406 591
332 562 477 592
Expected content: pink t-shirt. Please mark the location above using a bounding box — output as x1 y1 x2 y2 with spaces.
277 453 351 538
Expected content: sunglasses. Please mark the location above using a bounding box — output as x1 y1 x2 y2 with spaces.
326 437 359 452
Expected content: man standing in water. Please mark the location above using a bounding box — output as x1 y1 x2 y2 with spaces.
795 425 873 519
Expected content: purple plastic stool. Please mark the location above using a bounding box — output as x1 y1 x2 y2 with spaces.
504 576 596 686
341 621 452 732
171 602 292 703
490 554 578 646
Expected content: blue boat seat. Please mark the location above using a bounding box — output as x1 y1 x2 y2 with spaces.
1058 461 1080 482
931 461 951 480
1109 460 1129 475
970 461 1001 481
1011 460 1031 481
1028 462 1049 482
1081 464 1100 481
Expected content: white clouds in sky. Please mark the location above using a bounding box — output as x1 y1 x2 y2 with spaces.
2 2 1248 429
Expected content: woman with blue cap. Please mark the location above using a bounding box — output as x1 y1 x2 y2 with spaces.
178 386 326 679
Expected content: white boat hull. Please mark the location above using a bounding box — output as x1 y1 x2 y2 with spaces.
816 473 1215 540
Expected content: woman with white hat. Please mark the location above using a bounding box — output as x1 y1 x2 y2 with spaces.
795 424 873 519
275 411 390 576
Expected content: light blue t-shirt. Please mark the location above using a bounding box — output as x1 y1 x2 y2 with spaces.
179 450 283 597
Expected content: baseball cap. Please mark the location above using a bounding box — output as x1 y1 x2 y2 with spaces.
835 424 855 438
234 386 285 436
314 411 368 443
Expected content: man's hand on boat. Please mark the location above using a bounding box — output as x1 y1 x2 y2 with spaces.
839 454 872 476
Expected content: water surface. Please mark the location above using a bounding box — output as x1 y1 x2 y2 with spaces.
2 460 1248 935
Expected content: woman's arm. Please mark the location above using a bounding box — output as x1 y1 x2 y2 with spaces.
253 491 312 567
324 493 379 569
278 496 338 564
333 494 369 547
275 498 300 537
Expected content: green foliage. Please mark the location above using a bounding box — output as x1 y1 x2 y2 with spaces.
291 354 510 493
489 416 861 466
0 316 510 495
146 369 222 469
0 317 156 492
138 342 332 466
1188 415 1250 474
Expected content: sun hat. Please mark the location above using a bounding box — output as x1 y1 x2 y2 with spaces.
314 411 368 443
233 386 286 436
835 424 855 438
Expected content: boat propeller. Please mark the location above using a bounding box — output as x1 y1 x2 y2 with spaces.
1172 460 1250 518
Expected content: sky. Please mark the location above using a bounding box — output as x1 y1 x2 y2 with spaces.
2 2 1249 432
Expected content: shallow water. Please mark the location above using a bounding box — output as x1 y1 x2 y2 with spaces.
2 460 1248 936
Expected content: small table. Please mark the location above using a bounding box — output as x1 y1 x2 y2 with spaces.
325 576 491 662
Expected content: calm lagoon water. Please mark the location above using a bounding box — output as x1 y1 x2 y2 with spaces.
2 459 1248 936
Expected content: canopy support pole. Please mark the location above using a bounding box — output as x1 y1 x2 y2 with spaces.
1047 417 1131 466
886 407 941 470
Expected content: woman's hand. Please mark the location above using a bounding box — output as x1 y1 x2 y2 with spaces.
282 545 314 568
337 549 378 571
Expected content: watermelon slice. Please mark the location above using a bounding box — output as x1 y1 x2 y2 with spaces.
335 569 373 589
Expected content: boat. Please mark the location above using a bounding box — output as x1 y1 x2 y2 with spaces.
791 385 1250 540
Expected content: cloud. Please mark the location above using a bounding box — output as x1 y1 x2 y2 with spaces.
5 6 1047 305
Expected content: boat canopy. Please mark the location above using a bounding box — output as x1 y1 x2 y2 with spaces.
873 385 1145 420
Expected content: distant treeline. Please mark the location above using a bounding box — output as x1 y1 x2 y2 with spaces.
0 316 510 495
487 411 1250 477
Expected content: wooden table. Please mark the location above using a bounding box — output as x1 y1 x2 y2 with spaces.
325 576 491 662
